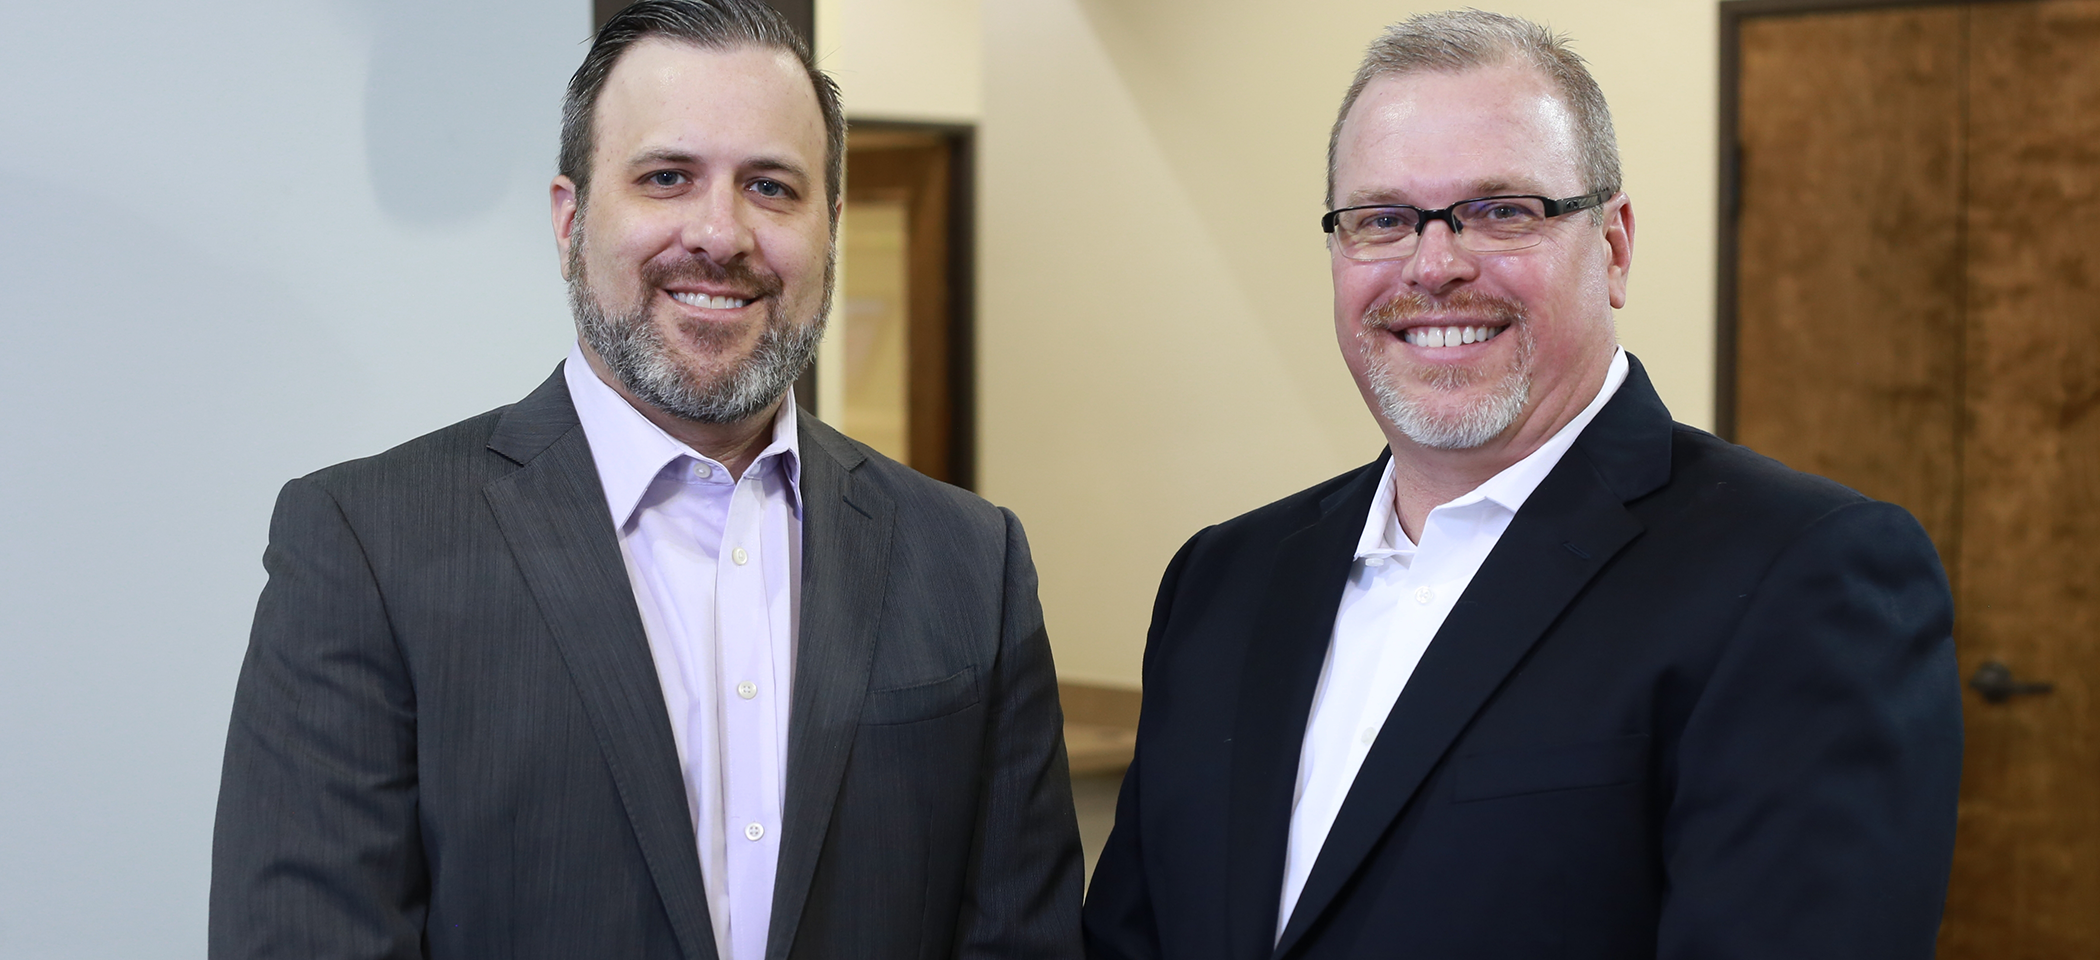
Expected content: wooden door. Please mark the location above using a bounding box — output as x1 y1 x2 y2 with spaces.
1731 2 2100 955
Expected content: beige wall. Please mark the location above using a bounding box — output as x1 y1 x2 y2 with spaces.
826 0 1721 689
816 0 983 121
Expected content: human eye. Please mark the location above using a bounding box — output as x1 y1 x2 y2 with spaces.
1349 207 1416 239
748 178 795 201
641 169 690 191
1460 198 1544 236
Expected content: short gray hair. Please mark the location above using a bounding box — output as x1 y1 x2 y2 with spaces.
1325 10 1620 208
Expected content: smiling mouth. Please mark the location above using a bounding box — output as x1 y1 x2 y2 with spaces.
669 291 751 310
1402 324 1507 348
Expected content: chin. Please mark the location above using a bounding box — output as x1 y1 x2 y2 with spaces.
1370 369 1531 451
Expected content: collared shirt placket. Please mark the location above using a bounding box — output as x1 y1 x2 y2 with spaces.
716 454 787 960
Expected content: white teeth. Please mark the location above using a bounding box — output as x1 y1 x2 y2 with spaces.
1404 324 1504 347
671 291 749 309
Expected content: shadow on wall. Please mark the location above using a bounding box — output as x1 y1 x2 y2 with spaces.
358 0 581 226
0 169 360 956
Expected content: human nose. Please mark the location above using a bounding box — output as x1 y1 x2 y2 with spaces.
678 179 756 263
1400 220 1478 294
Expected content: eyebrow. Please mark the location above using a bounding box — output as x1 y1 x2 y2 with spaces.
623 148 813 184
1338 178 1550 208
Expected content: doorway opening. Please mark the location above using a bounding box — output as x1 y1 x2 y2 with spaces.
802 122 976 488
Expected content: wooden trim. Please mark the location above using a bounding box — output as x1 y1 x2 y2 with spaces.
845 120 979 489
1716 6 1743 440
1059 681 1142 729
1060 682 1141 776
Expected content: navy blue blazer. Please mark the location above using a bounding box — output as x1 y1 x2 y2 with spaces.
1083 356 1961 960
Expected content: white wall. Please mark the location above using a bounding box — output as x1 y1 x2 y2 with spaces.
0 1 587 955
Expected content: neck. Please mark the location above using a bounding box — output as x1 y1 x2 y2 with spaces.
578 343 782 480
1380 362 1609 543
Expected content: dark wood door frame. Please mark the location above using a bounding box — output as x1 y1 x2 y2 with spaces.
844 120 980 490
1713 0 2018 439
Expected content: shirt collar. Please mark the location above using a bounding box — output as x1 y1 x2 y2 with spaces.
564 342 803 529
1354 346 1628 559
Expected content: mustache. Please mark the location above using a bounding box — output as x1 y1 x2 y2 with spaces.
1363 290 1527 330
640 255 784 300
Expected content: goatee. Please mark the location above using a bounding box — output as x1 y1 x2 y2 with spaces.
1358 290 1535 450
568 227 830 425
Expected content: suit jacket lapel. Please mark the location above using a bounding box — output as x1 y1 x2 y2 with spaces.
482 366 720 960
1272 358 1675 957
1225 459 1386 960
765 415 894 960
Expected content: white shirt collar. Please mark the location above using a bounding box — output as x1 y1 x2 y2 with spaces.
1355 347 1629 558
563 342 803 528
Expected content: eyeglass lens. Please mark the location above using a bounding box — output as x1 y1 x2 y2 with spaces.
1335 197 1553 259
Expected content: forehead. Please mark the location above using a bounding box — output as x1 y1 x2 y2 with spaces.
1333 63 1583 205
592 39 824 167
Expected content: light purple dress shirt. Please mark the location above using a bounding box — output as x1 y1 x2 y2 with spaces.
566 346 802 960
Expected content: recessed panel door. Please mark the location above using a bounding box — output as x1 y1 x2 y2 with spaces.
1732 3 2100 955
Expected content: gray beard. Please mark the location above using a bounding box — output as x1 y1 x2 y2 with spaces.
1364 326 1535 450
567 229 830 425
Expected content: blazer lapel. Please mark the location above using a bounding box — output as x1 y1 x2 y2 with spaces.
1271 358 1675 957
765 415 894 960
1225 459 1387 960
481 366 719 960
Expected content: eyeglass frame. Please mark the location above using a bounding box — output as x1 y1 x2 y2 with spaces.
1320 189 1618 260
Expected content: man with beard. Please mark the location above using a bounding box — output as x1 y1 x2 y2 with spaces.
1082 11 1960 960
209 3 1082 959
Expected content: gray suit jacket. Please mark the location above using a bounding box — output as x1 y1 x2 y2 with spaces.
210 365 1084 960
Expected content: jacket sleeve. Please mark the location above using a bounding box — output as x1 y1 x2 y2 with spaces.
953 507 1086 959
1080 530 1203 960
209 477 428 960
1659 500 1963 959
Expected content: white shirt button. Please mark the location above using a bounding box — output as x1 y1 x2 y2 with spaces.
744 822 765 841
692 462 713 479
737 681 758 700
732 547 749 566
1360 727 1378 745
1364 556 1386 568
1414 585 1435 604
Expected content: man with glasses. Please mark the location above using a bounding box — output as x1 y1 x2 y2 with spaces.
1083 11 1960 959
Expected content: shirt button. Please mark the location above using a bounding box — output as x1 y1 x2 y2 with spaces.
732 547 749 565
744 822 765 841
1415 585 1435 604
693 462 713 479
1364 556 1386 568
1360 727 1377 745
737 681 758 700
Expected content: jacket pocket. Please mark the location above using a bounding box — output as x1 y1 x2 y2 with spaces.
859 666 980 725
1451 734 1650 802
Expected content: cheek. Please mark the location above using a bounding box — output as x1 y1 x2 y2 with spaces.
769 223 832 284
1331 262 1386 328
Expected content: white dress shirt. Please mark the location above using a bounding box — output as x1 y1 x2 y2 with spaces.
566 346 802 960
1277 348 1629 934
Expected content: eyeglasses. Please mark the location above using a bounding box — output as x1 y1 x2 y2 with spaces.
1321 190 1615 260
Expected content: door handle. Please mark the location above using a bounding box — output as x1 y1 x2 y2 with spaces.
1968 661 2054 704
